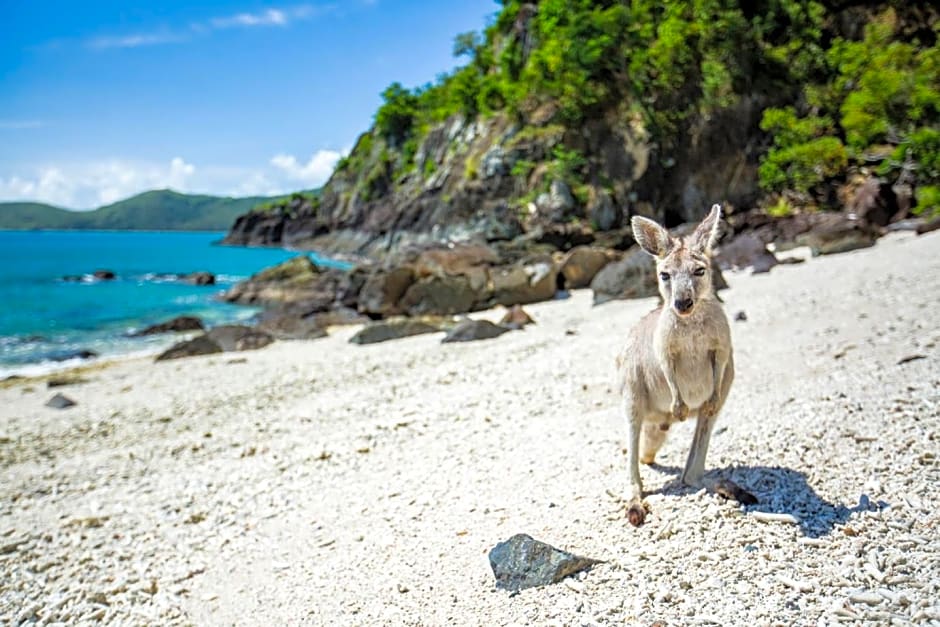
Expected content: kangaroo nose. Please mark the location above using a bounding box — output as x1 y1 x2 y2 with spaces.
675 298 694 313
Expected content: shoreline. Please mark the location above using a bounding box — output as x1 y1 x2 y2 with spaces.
1 230 938 624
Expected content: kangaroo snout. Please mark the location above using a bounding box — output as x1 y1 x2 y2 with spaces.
674 298 694 314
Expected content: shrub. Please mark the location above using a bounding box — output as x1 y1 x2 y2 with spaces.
913 185 940 217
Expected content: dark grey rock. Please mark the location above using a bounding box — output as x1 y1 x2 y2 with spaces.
131 316 204 337
588 189 619 231
716 233 779 274
399 275 480 316
155 335 223 361
799 223 877 256
358 266 414 316
256 311 328 340
917 216 940 235
47 376 89 388
349 320 442 345
45 393 77 409
885 218 926 232
206 325 274 352
180 271 215 285
488 534 601 591
441 319 511 343
49 349 98 362
93 270 116 280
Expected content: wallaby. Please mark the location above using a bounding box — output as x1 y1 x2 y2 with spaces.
618 204 734 526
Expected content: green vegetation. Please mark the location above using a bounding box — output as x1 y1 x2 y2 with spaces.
0 189 283 231
758 8 939 209
251 191 321 215
323 2 937 218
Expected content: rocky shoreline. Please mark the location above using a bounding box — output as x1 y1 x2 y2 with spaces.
172 207 937 359
1 230 937 624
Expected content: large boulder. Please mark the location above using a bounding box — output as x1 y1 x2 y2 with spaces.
223 255 338 309
409 243 500 278
180 271 216 286
716 233 778 274
357 266 415 316
491 259 557 306
206 325 274 351
399 275 480 316
796 214 878 256
560 246 619 289
590 248 658 304
255 311 328 340
131 315 204 337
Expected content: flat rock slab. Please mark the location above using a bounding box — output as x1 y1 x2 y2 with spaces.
155 335 223 361
488 534 601 591
441 319 510 343
349 320 441 345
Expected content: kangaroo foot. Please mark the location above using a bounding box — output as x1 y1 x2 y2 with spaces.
626 499 648 527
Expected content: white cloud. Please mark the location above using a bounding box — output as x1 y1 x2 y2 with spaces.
0 157 198 208
0 150 344 209
270 149 342 187
211 9 288 29
85 5 331 50
88 32 183 50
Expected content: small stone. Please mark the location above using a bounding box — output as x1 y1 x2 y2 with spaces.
45 393 77 409
734 310 747 322
488 534 602 591
499 305 535 329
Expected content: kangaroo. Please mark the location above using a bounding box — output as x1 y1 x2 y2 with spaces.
618 204 734 526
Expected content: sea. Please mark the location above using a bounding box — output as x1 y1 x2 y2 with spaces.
0 230 348 377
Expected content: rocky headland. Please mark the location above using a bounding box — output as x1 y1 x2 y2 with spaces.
213 2 938 342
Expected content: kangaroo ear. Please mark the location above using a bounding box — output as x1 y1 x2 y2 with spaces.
690 204 722 253
631 215 671 258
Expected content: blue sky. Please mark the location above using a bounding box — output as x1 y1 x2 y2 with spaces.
0 1 498 208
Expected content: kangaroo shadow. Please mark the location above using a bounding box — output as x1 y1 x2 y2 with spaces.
646 463 886 538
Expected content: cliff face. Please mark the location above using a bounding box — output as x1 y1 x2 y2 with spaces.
223 1 937 260
224 99 765 258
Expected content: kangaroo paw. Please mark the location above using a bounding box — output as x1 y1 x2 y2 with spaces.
699 396 720 419
671 399 689 421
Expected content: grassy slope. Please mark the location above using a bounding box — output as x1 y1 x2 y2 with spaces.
0 189 273 231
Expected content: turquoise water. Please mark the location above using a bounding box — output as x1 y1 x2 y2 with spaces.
0 230 345 375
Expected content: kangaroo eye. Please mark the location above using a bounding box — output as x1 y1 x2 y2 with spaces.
659 272 670 281
693 267 707 276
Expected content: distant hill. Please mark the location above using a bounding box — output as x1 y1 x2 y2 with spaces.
0 189 301 231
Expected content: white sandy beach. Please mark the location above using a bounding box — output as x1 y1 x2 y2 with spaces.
1 230 939 625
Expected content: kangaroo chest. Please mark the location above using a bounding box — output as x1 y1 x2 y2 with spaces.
653 318 723 410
